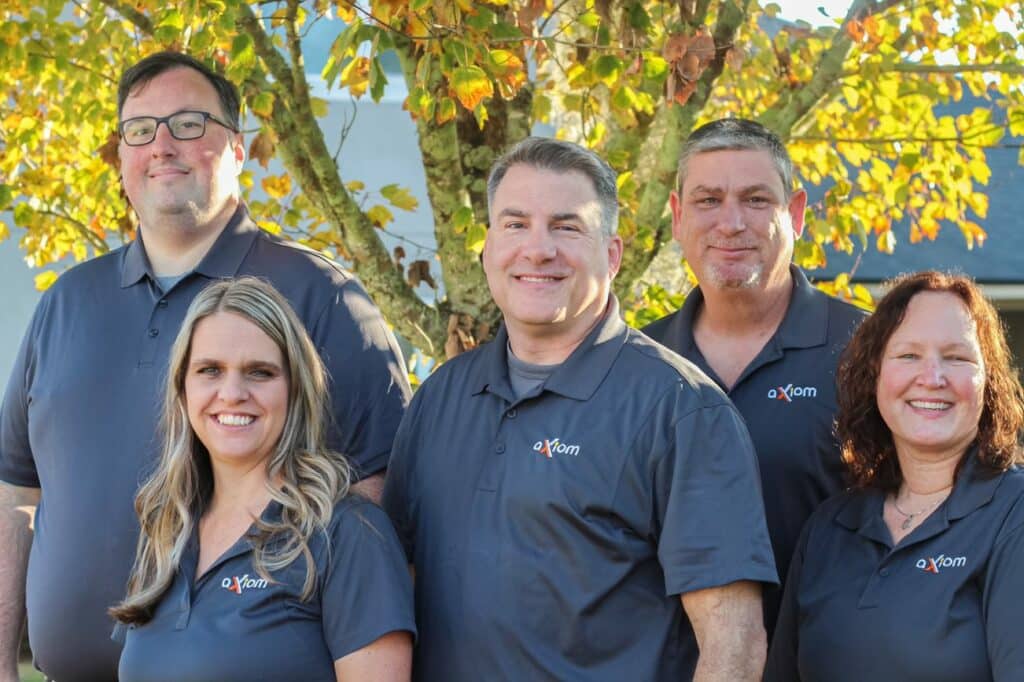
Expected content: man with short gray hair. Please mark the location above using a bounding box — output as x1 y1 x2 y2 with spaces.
643 118 866 636
384 136 777 680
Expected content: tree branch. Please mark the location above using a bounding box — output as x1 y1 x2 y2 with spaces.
391 34 498 332
849 62 1024 76
233 4 443 354
757 0 907 139
38 209 109 253
97 0 153 34
615 0 752 295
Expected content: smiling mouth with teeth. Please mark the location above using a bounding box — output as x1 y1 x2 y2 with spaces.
908 400 951 411
216 414 255 426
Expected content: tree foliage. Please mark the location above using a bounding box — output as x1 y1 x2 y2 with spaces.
1 0 1022 359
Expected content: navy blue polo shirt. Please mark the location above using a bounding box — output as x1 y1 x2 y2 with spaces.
383 297 777 681
642 266 865 631
117 497 415 682
0 205 410 681
765 455 1024 681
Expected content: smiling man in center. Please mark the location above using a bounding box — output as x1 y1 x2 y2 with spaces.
383 136 777 681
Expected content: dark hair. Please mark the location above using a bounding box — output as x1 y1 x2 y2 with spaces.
487 136 619 237
678 118 794 197
836 270 1024 490
118 51 241 129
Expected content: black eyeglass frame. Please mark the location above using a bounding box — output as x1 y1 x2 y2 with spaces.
118 110 239 146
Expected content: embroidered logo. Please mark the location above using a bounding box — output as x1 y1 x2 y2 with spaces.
532 438 581 458
221 574 269 594
916 554 966 573
767 383 818 402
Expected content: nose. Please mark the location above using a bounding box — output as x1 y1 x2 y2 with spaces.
149 120 177 156
918 357 948 387
717 197 746 234
218 372 249 403
520 225 557 262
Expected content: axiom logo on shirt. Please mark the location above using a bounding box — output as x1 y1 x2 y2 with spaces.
916 554 967 573
221 574 269 594
533 437 581 458
767 383 817 402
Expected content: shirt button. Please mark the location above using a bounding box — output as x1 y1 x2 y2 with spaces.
879 567 890 577
158 299 169 308
506 408 517 419
148 328 159 338
495 444 505 454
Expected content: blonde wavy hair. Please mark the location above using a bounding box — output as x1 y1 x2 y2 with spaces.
111 277 352 624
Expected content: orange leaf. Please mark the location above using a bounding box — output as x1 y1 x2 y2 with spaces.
450 66 493 110
846 19 864 41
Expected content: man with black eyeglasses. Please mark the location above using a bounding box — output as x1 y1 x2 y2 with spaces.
0 51 410 681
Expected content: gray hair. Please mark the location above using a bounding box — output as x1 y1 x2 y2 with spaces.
487 136 619 237
677 119 795 197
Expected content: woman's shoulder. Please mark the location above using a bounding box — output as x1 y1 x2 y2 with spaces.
324 494 401 545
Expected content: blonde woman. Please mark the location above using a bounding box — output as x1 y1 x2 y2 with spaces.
111 277 414 681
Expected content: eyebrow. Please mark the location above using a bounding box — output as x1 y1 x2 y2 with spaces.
496 208 528 220
495 208 586 223
188 358 284 371
687 183 779 196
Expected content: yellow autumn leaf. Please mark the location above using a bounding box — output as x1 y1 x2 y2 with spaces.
261 174 292 199
366 204 394 227
450 66 493 110
341 57 370 98
257 219 282 235
34 270 58 291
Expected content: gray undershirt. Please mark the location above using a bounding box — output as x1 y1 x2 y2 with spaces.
155 273 189 294
507 342 559 399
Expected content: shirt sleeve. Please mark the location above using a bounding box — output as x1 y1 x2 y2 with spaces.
984 500 1024 680
312 279 411 479
764 519 811 682
0 299 45 487
320 500 416 662
652 400 778 595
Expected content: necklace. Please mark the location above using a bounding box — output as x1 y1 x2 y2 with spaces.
890 488 951 530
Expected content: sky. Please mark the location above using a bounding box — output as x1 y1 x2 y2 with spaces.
774 0 853 25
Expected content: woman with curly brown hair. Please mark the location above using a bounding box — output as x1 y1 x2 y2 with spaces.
766 270 1024 681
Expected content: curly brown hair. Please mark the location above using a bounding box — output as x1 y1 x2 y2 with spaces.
836 270 1024 490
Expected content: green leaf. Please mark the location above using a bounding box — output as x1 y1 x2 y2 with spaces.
0 184 12 211
380 184 419 211
452 205 474 233
156 8 184 30
250 91 274 118
231 34 256 69
592 55 623 87
465 222 487 254
369 57 388 102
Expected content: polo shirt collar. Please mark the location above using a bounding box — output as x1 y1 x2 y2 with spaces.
120 204 259 288
833 446 1003 541
179 499 285 587
474 295 628 403
668 265 828 357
